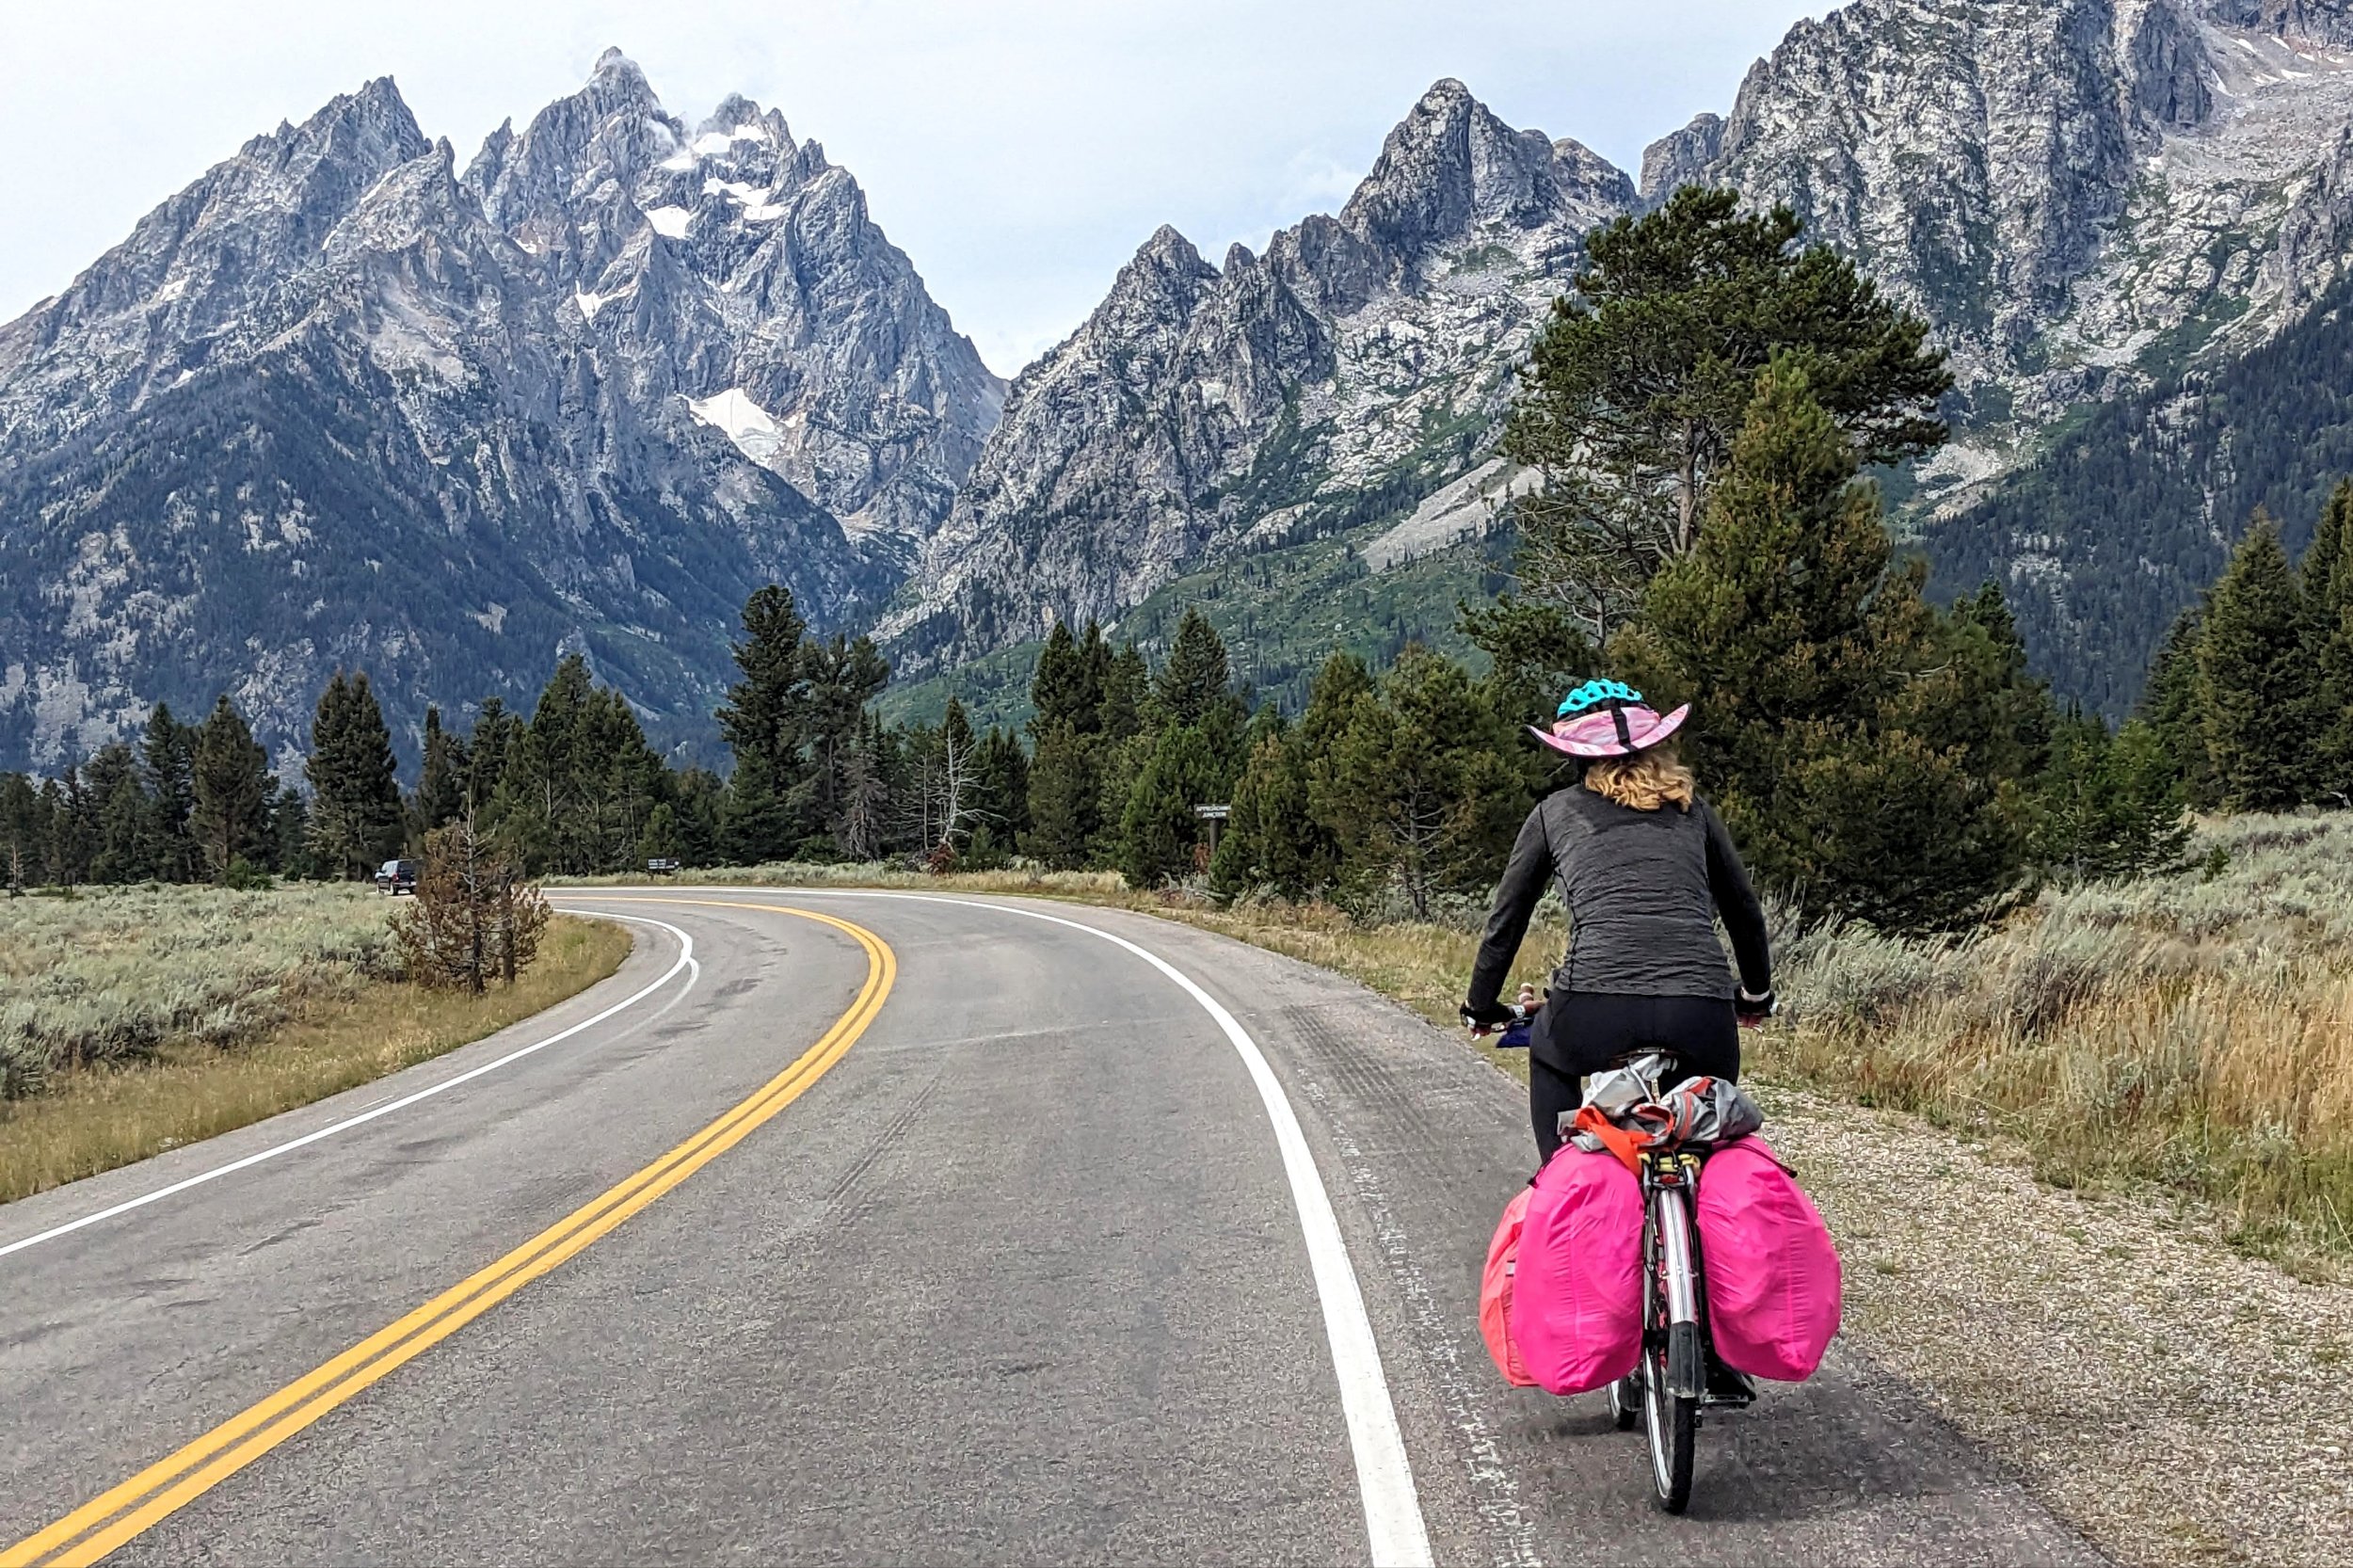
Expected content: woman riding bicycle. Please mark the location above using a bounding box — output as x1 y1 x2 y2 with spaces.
1461 681 1774 1166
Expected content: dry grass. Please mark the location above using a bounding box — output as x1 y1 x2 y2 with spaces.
0 883 397 1096
0 914 629 1205
1765 812 2353 1270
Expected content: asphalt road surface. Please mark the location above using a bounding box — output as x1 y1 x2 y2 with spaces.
0 890 2105 1565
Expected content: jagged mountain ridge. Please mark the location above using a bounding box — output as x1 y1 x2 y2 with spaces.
0 55 1000 773
877 80 1633 675
1651 0 2353 507
894 0 2353 710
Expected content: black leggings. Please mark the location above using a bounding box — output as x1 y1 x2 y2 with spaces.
1529 991 1740 1163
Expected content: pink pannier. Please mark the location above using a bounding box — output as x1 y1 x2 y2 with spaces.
1479 1188 1537 1387
1695 1136 1842 1382
1506 1148 1643 1395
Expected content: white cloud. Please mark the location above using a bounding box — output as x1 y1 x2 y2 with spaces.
0 0 1828 378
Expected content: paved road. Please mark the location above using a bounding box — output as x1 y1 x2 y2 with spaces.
0 890 2103 1565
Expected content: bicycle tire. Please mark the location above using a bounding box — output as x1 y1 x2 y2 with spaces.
1609 1373 1641 1432
1642 1340 1697 1512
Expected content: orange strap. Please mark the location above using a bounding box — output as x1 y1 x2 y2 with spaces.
1570 1104 1653 1174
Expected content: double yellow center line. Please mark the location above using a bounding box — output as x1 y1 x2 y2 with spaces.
4 900 893 1568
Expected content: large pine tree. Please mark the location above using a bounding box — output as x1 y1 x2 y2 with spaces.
140 702 197 883
306 672 404 879
2197 513 2323 811
190 695 271 880
715 585 815 863
1501 185 1951 641
1625 360 2026 929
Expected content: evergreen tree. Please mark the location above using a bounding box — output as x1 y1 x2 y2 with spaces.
966 727 1031 867
1099 643 1148 742
139 702 197 882
1026 722 1100 870
465 697 520 814
803 632 890 840
307 672 405 879
2305 479 2353 796
672 766 727 867
716 584 815 862
1029 621 1104 739
1503 186 1951 641
48 771 92 886
86 744 150 884
1321 648 1524 919
2033 713 2192 884
1209 714 1325 902
0 773 44 892
1119 724 1220 888
411 705 468 842
1154 608 1233 728
2138 606 2219 809
2197 513 2322 811
190 695 271 880
1624 360 2019 930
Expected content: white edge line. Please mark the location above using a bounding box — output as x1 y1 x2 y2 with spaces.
761 887 1434 1568
0 912 699 1264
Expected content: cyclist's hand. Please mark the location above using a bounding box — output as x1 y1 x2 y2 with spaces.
1462 999 1516 1034
1736 987 1777 1029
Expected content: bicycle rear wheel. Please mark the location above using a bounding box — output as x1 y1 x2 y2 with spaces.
1642 1338 1697 1512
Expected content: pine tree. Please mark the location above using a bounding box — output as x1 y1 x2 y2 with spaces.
307 672 405 879
86 744 150 884
802 632 890 836
1029 621 1103 739
1099 643 1148 742
465 697 520 814
1625 360 2019 930
140 702 197 882
1120 724 1219 888
1321 648 1524 919
2305 478 2353 797
190 695 271 881
716 584 815 862
46 774 92 887
1502 186 1951 640
2033 713 2191 884
2138 606 2218 808
1209 714 1325 902
2197 513 2321 811
0 773 44 892
411 705 468 842
1025 722 1099 870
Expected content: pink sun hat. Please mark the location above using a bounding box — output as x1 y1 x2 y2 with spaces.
1529 680 1691 760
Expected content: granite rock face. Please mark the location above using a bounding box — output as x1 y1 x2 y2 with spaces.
880 80 1634 673
0 56 1000 770
1646 0 2353 504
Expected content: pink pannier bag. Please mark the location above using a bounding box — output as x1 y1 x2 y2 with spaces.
1507 1148 1643 1395
1479 1189 1537 1386
1696 1136 1842 1381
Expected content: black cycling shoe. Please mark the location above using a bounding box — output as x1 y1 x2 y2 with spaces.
1702 1352 1756 1408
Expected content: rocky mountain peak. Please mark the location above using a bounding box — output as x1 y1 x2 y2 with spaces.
1337 77 1629 269
880 80 1633 674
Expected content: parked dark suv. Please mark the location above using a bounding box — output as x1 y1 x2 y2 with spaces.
376 858 419 895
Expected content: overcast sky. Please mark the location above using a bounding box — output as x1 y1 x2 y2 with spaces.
0 1 1825 376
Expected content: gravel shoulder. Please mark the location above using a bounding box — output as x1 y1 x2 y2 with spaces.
1761 1085 2353 1568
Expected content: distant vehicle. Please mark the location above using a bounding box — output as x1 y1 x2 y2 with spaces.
376 858 419 895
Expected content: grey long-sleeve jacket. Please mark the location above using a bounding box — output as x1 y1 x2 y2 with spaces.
1467 787 1772 1011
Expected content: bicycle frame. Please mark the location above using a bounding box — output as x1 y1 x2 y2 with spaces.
1641 1149 1709 1401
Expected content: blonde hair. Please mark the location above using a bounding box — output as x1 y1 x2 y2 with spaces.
1584 744 1697 812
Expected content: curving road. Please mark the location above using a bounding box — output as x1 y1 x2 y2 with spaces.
0 891 2104 1565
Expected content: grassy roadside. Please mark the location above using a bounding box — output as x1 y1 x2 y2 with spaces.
0 913 629 1206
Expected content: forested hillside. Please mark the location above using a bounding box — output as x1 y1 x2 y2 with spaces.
1929 272 2353 715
